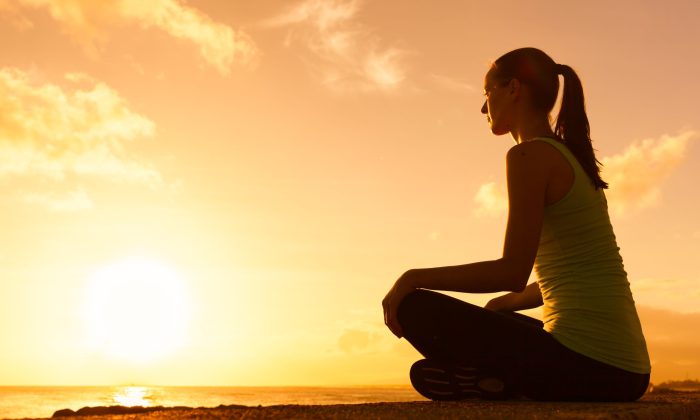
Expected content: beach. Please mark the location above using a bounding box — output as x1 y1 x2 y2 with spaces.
33 390 700 420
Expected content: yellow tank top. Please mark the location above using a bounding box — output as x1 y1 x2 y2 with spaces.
533 137 651 374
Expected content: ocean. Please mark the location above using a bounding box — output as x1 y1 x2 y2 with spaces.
0 385 423 419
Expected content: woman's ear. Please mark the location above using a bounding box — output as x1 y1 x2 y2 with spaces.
508 78 521 96
507 78 525 105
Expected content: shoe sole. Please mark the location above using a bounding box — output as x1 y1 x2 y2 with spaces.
410 359 507 401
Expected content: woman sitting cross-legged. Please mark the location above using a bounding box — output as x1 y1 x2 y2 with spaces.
381 47 650 402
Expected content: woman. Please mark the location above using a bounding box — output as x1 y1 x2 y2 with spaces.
382 47 650 402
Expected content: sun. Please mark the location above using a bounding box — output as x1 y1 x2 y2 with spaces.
82 257 191 363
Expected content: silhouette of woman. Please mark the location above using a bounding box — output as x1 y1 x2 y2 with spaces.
382 47 651 401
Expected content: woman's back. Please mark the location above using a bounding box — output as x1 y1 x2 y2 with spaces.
533 137 650 374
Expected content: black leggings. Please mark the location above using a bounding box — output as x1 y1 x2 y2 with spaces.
397 289 650 401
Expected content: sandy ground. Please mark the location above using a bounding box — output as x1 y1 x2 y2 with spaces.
33 391 700 420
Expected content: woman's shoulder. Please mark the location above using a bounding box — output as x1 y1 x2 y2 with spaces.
506 138 562 166
506 139 575 193
504 141 554 189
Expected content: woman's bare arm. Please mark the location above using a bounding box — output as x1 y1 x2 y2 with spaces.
383 141 550 337
403 141 549 294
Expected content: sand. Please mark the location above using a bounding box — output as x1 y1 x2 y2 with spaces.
34 390 700 420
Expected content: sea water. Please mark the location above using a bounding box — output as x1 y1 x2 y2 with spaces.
0 385 423 419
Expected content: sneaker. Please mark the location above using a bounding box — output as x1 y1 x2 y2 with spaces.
409 359 509 401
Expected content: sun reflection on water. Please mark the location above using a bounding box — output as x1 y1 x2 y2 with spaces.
113 386 153 407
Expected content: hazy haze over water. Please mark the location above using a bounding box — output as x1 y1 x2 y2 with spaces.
0 386 422 419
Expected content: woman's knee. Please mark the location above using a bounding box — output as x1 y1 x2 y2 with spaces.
396 289 426 327
396 289 469 331
396 289 444 330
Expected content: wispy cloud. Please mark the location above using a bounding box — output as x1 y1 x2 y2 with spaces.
430 73 475 93
473 181 508 217
332 317 398 355
602 130 696 215
22 188 93 212
6 0 259 75
337 327 384 354
472 131 697 218
0 0 33 30
0 67 163 210
632 277 700 313
265 0 408 93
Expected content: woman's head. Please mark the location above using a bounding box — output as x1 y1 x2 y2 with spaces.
482 47 608 189
486 47 559 114
480 48 560 137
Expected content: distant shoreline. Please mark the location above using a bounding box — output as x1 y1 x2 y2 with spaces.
43 390 700 420
0 385 422 419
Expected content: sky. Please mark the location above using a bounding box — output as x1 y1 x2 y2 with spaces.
0 0 699 386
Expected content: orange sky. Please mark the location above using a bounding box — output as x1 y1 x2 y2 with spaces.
0 0 699 386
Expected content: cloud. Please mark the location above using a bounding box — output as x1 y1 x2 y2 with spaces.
336 320 396 355
7 0 259 74
22 188 93 212
471 131 696 218
337 329 370 352
430 74 475 93
265 0 408 93
473 181 508 217
0 0 33 30
632 277 700 313
637 306 700 382
602 130 696 215
0 67 163 210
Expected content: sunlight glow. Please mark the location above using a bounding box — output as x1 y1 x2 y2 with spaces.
82 257 191 363
113 386 153 407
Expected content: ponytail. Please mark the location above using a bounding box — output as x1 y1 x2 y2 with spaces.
555 64 608 189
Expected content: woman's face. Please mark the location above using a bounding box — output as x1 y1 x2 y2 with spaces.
481 73 513 136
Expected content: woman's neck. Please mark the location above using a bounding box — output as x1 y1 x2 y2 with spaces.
510 113 556 144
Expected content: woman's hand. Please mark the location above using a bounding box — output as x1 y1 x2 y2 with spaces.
484 295 506 312
484 283 543 312
382 269 420 338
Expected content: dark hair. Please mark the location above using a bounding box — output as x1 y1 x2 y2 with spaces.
489 47 608 189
